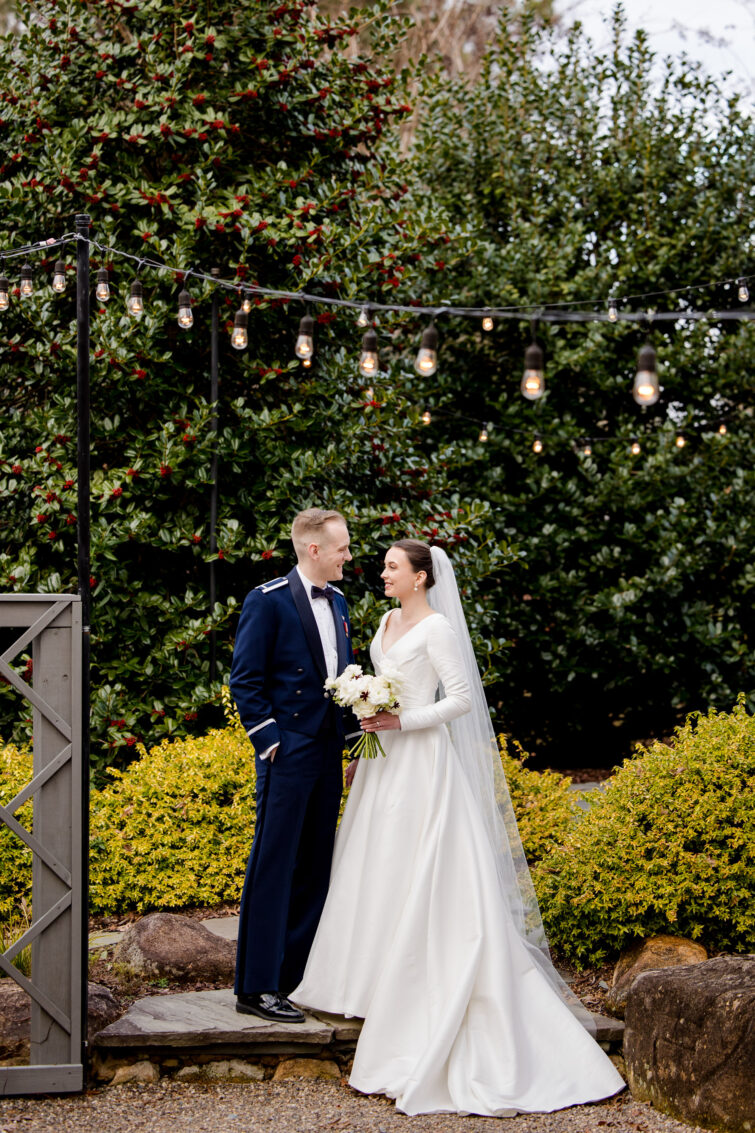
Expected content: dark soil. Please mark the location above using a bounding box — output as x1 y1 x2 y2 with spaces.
559 767 617 783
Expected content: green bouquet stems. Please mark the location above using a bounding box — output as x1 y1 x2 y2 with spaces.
347 730 388 760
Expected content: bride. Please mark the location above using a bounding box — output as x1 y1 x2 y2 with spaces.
292 539 624 1116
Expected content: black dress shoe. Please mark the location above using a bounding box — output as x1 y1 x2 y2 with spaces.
236 992 306 1023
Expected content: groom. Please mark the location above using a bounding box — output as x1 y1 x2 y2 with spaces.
230 508 359 1022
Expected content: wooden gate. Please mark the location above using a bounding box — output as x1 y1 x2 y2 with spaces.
0 594 85 1094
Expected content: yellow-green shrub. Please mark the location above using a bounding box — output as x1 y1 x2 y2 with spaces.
534 697 755 967
89 691 257 913
499 737 580 863
0 741 33 923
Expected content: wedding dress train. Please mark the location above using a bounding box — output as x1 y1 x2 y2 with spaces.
292 611 624 1116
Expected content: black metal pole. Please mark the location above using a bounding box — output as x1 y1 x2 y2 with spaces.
209 268 220 683
75 213 90 1076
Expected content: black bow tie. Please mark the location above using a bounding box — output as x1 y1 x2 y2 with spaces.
311 584 336 604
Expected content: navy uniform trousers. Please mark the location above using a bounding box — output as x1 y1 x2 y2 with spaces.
235 727 343 994
230 568 356 996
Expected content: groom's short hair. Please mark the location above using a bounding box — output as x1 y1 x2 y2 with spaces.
291 508 347 555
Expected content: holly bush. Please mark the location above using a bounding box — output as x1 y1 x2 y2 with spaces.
533 696 755 966
2 0 754 776
399 8 755 762
0 0 511 775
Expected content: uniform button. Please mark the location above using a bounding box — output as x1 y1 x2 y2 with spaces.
297 667 304 673
323 692 329 699
293 712 300 718
296 689 302 695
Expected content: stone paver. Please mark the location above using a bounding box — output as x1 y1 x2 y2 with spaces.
569 781 605 812
93 988 621 1054
202 916 239 942
95 988 334 1049
88 930 124 950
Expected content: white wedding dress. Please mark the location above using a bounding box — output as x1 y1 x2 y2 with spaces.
292 610 624 1116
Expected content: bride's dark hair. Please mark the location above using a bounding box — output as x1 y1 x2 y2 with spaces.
390 539 436 590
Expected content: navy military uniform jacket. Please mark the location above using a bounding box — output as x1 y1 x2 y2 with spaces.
230 567 359 754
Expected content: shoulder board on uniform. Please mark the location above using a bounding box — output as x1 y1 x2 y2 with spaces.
256 578 289 594
331 584 344 596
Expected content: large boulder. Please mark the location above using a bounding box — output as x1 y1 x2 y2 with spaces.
624 954 755 1133
606 934 708 1018
113 913 236 983
0 980 123 1064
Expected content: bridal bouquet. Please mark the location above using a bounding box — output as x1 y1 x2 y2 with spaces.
325 663 404 759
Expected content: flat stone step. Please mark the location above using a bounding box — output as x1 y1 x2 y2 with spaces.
93 988 621 1055
592 1012 624 1044
95 989 345 1051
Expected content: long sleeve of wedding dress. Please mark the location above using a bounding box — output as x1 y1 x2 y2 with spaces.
397 617 471 731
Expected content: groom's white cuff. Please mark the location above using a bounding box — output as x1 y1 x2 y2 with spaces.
247 717 280 758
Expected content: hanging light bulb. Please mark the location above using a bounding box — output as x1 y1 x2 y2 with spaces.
521 341 545 400
363 386 374 401
414 324 438 377
718 423 728 436
20 263 33 298
608 298 618 323
737 278 749 303
358 329 379 377
582 442 592 456
630 440 641 455
231 307 248 350
478 422 491 443
675 433 686 449
51 260 66 293
242 292 252 314
421 407 432 426
482 315 494 332
295 314 314 364
127 279 144 317
632 343 660 406
532 437 543 454
0 273 9 311
357 306 370 328
177 289 193 329
95 268 110 302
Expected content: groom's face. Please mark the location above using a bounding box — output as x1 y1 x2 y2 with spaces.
315 520 352 583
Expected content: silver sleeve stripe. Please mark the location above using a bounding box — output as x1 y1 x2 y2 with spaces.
247 717 276 736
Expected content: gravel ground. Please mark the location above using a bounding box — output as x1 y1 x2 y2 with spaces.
0 1079 704 1133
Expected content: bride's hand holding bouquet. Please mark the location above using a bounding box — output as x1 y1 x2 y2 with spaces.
325 663 403 759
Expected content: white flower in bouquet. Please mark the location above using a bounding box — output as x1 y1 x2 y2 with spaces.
325 664 403 758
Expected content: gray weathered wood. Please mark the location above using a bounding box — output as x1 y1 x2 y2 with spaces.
0 1065 84 1095
0 595 83 1094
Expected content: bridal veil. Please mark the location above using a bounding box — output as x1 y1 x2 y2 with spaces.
427 545 595 1032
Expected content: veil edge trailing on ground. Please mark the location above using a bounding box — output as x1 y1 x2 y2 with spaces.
427 545 596 1034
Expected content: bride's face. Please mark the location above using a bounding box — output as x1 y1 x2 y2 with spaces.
381 547 422 600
